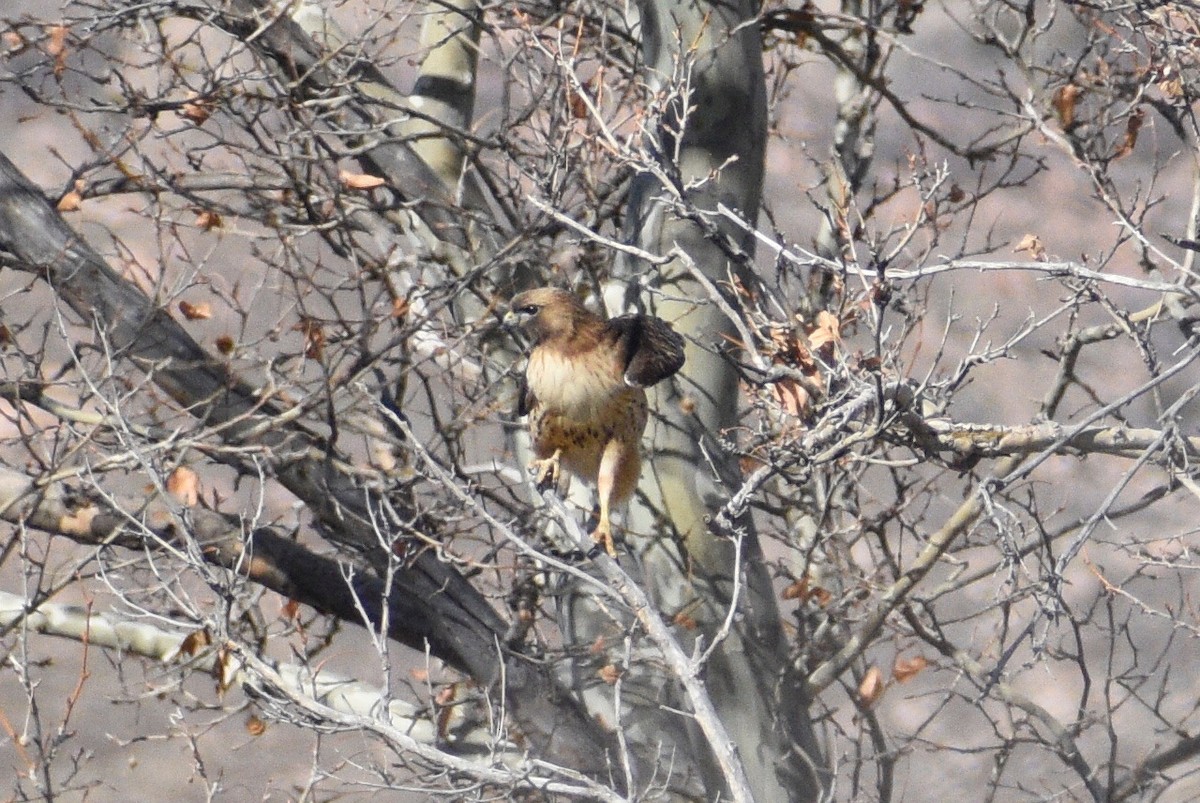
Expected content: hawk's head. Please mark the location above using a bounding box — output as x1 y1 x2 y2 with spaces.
504 287 592 344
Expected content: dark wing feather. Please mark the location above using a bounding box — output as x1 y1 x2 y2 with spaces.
516 371 534 417
605 313 686 388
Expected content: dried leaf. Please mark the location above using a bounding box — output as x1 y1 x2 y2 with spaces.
782 574 831 604
409 667 429 683
782 577 810 600
1113 108 1144 159
56 190 81 212
181 97 213 125
339 170 386 190
2 31 27 55
245 714 267 736
810 586 833 607
194 209 222 231
46 25 68 76
392 297 410 320
588 635 607 656
1014 233 1047 261
0 323 12 348
295 318 326 360
280 598 300 620
858 665 885 707
672 612 698 630
166 466 200 507
177 628 211 658
567 85 590 120
215 645 236 692
808 310 841 353
1052 83 1080 129
598 664 622 685
772 378 810 417
215 335 236 354
178 300 212 320
893 654 929 683
679 395 697 415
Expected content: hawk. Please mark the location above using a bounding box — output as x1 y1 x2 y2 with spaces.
505 287 686 555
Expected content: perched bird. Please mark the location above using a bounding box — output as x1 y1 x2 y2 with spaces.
505 287 686 555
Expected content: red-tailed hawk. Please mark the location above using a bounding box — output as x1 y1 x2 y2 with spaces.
505 287 686 555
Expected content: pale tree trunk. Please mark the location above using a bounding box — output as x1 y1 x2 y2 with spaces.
584 0 826 799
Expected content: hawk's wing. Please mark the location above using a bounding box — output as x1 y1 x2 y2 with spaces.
604 313 686 388
516 371 534 417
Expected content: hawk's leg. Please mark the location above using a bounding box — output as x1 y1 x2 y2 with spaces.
528 448 562 491
592 440 637 557
590 502 617 557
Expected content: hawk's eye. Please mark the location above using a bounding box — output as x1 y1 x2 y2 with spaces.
518 305 539 315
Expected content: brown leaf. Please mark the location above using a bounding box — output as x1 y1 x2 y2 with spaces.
46 25 68 76
178 628 211 658
339 170 386 190
178 300 212 320
672 612 698 630
807 310 841 354
567 86 590 120
782 577 810 600
893 654 928 683
215 645 236 692
391 297 410 320
587 635 607 656
598 664 622 685
1014 233 1047 261
1052 83 1080 128
409 667 429 683
215 335 236 355
194 209 222 231
166 466 200 507
56 190 81 212
295 318 325 360
782 574 831 604
810 586 833 607
2 31 27 55
1113 107 1144 159
245 714 267 736
280 598 300 620
858 665 885 707
181 97 213 125
0 323 12 348
772 378 810 417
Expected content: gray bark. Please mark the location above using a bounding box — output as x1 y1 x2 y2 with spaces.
605 1 828 799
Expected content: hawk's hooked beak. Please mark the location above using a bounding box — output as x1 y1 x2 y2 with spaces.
502 308 519 329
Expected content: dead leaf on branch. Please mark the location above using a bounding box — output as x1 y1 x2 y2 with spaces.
294 318 326 360
1014 233 1047 261
194 209 222 231
598 664 622 685
1113 107 1144 159
807 310 841 354
858 665 885 708
772 378 811 418
339 170 386 190
893 654 929 683
181 95 214 125
56 179 84 212
166 466 201 507
178 300 212 320
45 24 68 77
1052 83 1080 128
